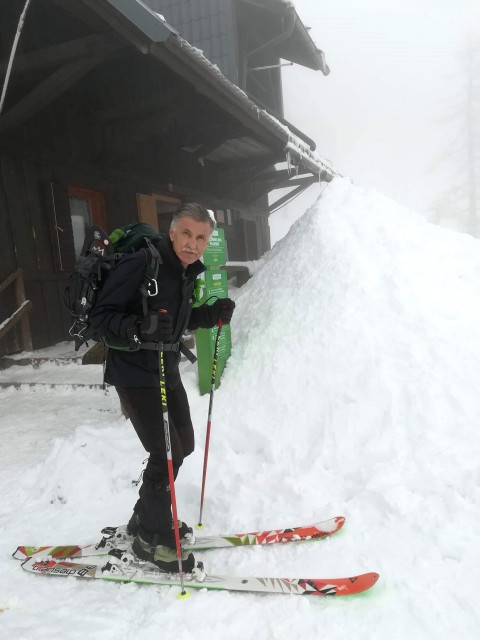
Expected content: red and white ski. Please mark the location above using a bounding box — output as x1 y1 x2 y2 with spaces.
13 516 345 561
21 554 379 597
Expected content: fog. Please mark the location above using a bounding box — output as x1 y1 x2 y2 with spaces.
270 0 480 242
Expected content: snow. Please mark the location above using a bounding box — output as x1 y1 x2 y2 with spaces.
207 209 216 225
1 177 480 637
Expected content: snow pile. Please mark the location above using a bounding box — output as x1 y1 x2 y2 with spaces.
1 177 480 638
226 177 480 492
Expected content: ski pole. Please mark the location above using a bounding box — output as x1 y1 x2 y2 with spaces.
158 311 187 597
197 320 223 528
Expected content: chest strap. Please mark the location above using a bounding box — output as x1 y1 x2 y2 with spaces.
139 340 197 364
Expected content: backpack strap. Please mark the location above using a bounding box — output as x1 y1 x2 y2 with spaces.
135 238 197 363
140 341 180 352
180 342 197 363
138 340 197 363
138 238 161 317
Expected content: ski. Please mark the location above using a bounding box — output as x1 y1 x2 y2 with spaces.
21 554 379 597
13 516 345 561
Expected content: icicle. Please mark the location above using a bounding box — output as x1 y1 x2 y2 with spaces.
286 148 292 175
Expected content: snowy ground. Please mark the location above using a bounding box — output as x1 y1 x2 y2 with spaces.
1 178 479 639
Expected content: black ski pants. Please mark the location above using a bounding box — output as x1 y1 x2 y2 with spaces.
116 383 194 535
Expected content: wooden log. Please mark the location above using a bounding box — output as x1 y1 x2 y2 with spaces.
0 35 120 77
15 270 32 351
0 57 102 134
0 300 33 342
0 268 22 295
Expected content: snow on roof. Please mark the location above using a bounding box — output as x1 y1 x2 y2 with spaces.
105 0 334 175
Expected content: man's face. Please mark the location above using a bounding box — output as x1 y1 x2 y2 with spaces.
169 216 212 268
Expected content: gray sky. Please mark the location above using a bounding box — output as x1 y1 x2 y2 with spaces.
271 0 480 241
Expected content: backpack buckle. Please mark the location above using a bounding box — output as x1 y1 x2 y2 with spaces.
69 320 88 339
146 277 158 297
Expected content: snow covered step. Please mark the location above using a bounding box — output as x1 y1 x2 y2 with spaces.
0 381 104 390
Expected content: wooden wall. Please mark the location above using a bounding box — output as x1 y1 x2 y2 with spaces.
0 151 156 354
0 2 273 355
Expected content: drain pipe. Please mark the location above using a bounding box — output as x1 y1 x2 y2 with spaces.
240 6 296 89
0 0 33 116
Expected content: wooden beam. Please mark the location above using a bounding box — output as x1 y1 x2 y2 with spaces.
251 170 307 196
0 56 103 134
103 108 180 158
221 154 279 199
246 174 319 204
270 174 319 190
190 137 226 161
51 0 109 32
240 170 290 203
0 268 23 295
0 35 122 77
183 126 250 162
256 169 310 184
95 83 189 123
0 300 33 342
268 182 315 213
170 181 268 216
221 153 279 176
227 165 305 202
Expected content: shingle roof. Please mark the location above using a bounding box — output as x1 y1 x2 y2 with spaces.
144 0 239 83
101 0 336 178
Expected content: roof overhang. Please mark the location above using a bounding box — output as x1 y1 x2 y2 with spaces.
237 0 330 74
0 0 337 210
80 0 336 181
104 0 176 43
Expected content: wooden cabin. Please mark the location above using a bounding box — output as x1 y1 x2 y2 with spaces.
0 0 334 355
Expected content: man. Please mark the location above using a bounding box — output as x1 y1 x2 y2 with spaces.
90 203 235 573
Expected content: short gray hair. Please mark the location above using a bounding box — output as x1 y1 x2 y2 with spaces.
171 202 215 232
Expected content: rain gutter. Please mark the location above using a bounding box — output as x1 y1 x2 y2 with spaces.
240 6 296 88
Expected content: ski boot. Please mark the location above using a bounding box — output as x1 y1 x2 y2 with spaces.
131 530 196 573
127 513 195 546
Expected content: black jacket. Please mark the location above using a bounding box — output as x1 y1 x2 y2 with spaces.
90 235 212 389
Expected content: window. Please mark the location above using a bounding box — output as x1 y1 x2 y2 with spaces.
69 196 91 258
68 187 106 259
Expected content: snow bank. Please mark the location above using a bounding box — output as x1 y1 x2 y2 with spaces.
1 177 479 638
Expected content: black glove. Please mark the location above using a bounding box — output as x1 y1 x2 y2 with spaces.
209 298 235 326
139 311 174 342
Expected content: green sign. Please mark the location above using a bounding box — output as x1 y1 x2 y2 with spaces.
194 228 232 394
202 228 226 267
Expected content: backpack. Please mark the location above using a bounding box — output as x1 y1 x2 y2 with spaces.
63 223 162 351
